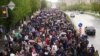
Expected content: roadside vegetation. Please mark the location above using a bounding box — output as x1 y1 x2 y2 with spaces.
0 0 47 32
59 2 100 14
59 2 100 19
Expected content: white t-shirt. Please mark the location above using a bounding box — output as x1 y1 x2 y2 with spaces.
51 45 58 53
23 21 27 25
12 30 15 34
24 35 29 40
10 53 15 56
49 35 52 39
42 34 45 37
9 35 13 41
4 35 7 40
32 27 35 32
44 52 49 55
32 53 37 56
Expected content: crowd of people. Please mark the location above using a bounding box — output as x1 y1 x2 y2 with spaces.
0 9 97 56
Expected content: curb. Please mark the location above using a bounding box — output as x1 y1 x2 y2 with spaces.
85 12 100 18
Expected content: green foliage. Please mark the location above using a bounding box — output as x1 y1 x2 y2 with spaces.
91 2 100 13
79 3 92 11
66 3 91 11
67 4 81 11
0 0 10 31
0 0 41 31
0 0 10 5
0 0 10 25
64 2 100 13
11 0 32 26
40 0 47 10
31 0 41 12
58 2 68 11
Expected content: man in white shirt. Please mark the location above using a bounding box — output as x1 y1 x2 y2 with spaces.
51 43 58 55
10 53 15 56
24 35 29 43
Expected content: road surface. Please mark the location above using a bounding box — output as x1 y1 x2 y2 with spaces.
66 11 100 54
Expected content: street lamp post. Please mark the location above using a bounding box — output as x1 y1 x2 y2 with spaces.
0 1 15 36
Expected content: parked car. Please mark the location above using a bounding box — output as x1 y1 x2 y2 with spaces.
80 11 84 14
85 26 96 35
70 14 75 18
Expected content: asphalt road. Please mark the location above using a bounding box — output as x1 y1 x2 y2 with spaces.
66 11 100 54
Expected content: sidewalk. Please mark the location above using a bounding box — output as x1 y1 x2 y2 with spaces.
85 12 100 18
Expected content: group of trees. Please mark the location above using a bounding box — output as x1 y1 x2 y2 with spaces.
57 2 68 11
58 1 100 13
59 3 92 11
66 3 91 11
0 0 47 32
91 2 100 13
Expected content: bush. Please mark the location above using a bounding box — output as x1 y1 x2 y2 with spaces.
65 3 91 11
91 2 100 13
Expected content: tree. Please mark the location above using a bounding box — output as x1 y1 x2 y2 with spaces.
0 0 41 32
91 2 100 13
58 2 67 11
40 0 47 10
